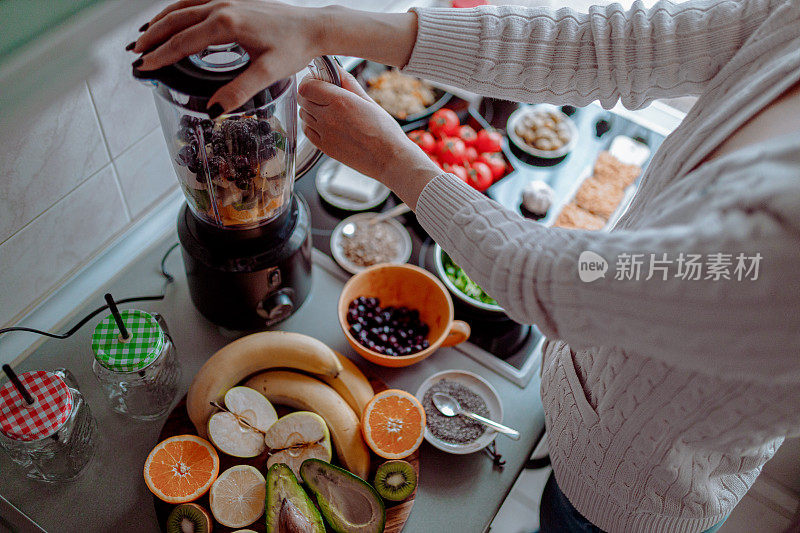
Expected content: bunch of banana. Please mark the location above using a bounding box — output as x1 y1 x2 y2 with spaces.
186 331 374 479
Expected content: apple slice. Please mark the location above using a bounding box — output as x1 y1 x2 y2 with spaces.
207 386 278 457
264 412 332 478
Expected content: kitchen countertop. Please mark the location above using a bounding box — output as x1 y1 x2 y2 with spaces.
0 209 545 532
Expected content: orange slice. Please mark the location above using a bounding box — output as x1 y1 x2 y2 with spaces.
361 389 426 459
143 434 220 503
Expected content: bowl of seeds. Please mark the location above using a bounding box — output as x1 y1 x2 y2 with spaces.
331 212 413 275
415 369 503 454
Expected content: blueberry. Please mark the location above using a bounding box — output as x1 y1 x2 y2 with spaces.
422 339 430 349
378 333 389 343
385 348 395 357
374 316 383 326
367 297 379 308
351 323 362 333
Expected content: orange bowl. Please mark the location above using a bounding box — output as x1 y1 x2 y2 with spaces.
338 263 470 367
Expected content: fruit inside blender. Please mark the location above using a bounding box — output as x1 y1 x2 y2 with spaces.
173 110 292 227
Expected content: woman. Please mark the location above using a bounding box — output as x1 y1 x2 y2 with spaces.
131 1 800 531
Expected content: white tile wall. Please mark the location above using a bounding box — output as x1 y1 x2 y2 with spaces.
0 165 128 326
114 129 177 218
0 82 108 243
0 3 172 328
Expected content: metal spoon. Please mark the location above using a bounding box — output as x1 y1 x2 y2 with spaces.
341 203 411 237
432 392 520 440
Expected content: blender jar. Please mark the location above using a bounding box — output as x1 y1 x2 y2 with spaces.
134 45 340 229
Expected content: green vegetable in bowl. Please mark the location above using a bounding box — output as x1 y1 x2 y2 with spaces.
442 253 498 306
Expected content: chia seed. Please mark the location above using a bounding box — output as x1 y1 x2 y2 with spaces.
422 379 490 444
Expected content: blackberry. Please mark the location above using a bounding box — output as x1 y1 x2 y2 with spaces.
176 144 197 167
255 107 273 119
179 115 200 128
258 143 276 161
257 120 271 135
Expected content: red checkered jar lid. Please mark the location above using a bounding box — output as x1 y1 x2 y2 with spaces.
0 371 74 441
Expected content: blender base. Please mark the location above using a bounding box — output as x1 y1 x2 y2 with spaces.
177 194 312 330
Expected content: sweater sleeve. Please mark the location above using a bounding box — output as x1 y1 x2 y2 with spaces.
403 0 774 109
416 156 800 383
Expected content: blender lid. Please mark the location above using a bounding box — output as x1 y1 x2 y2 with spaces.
132 43 255 97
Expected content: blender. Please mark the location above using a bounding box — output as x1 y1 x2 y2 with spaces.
133 45 340 329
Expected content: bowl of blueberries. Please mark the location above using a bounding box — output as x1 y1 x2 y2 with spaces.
338 264 471 367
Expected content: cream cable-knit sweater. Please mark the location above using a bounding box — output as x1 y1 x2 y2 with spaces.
403 1 800 532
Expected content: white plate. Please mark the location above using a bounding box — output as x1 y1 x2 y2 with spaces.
415 369 503 455
315 158 391 211
507 104 579 159
330 213 413 275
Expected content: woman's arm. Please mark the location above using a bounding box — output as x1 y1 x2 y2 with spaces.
415 149 800 383
402 0 777 109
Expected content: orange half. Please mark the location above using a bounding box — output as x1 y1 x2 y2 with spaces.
362 389 426 459
144 434 220 503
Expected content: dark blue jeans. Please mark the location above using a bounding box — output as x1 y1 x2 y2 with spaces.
539 473 727 533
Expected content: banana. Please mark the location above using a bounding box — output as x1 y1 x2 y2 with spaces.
318 352 375 420
187 332 342 438
244 370 371 479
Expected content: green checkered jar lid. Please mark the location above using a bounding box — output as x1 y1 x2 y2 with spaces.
92 310 165 372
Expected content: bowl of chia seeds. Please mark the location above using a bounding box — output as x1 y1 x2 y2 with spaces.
415 370 503 455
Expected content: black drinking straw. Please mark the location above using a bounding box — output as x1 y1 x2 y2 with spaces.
104 293 130 340
2 364 35 405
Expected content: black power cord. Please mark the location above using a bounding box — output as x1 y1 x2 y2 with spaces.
0 243 180 341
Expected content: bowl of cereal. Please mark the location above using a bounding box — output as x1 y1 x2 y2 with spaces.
507 104 578 159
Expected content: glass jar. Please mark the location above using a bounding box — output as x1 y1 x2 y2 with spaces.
0 368 97 482
91 310 181 420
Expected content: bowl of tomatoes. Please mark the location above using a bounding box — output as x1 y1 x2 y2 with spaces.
406 108 514 192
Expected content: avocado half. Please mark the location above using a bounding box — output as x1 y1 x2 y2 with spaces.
266 463 325 533
300 459 386 533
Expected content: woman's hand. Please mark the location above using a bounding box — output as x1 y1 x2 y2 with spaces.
298 69 442 209
129 0 418 117
132 0 330 115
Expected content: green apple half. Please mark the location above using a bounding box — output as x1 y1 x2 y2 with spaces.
264 411 332 478
207 386 278 457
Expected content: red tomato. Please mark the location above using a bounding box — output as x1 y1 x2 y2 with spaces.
477 152 507 180
466 162 493 191
465 146 479 164
429 109 460 138
437 137 466 165
429 154 443 170
443 163 468 182
457 125 478 148
475 129 503 153
407 130 436 154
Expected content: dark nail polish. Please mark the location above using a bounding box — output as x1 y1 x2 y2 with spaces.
125 41 136 51
138 22 149 32
207 103 224 120
132 58 143 68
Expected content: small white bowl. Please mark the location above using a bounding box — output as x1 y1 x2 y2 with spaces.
415 369 503 455
315 158 391 211
507 104 578 159
330 213 413 275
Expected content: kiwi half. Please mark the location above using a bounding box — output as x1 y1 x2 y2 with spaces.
374 460 417 501
166 503 213 533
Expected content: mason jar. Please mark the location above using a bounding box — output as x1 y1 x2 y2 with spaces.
0 368 97 482
91 310 180 420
